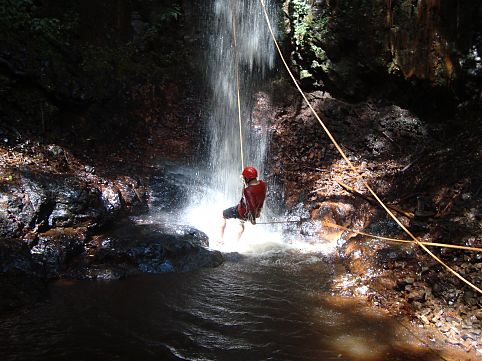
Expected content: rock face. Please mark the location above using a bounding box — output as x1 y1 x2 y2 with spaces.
0 170 147 239
0 167 223 282
0 168 146 279
283 0 482 108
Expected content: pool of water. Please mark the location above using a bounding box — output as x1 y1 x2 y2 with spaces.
0 247 455 361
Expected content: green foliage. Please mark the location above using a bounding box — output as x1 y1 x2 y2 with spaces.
81 32 174 77
0 0 34 30
291 0 311 46
387 61 400 75
291 0 330 46
1 0 184 112
158 4 181 23
288 0 334 80
30 17 61 37
80 40 170 100
0 0 77 45
299 69 312 79
148 2 182 29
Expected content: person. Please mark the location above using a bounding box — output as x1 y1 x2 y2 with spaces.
219 166 267 243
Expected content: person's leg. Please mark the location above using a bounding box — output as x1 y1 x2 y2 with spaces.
234 221 245 241
219 206 237 245
219 213 227 243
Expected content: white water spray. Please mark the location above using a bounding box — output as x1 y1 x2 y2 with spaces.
207 0 276 200
184 0 280 251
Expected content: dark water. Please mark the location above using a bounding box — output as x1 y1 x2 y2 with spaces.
0 252 447 361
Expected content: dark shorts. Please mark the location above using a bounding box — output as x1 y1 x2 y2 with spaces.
223 206 242 220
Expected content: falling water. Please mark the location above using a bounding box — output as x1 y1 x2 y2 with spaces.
207 0 276 202
184 0 279 244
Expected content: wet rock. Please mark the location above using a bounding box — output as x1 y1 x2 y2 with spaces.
68 222 222 279
0 238 33 274
166 224 210 248
0 169 219 282
375 244 415 263
114 176 148 214
0 172 97 237
148 173 187 213
83 266 127 281
0 170 148 239
0 177 49 238
312 201 355 242
30 228 86 278
100 182 123 215
48 183 104 228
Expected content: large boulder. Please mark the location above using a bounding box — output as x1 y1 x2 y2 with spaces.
0 170 147 239
67 222 223 280
30 227 87 278
0 221 223 281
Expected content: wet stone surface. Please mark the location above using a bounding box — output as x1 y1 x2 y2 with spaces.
265 83 481 357
333 232 482 356
75 222 223 280
0 168 148 239
0 221 223 311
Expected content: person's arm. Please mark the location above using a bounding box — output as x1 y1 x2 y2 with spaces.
243 188 258 224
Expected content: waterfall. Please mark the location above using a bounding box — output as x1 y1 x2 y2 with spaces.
206 0 277 204
184 0 278 244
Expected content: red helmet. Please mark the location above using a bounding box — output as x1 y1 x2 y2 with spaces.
242 166 258 179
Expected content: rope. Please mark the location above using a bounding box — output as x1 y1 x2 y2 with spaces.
322 222 482 252
231 1 245 171
257 220 302 225
257 219 482 252
258 0 482 295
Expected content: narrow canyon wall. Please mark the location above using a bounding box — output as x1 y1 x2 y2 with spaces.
283 0 482 110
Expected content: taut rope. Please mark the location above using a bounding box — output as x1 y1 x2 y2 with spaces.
258 0 481 294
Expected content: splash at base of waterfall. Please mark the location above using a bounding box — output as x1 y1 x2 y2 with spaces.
183 187 338 256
